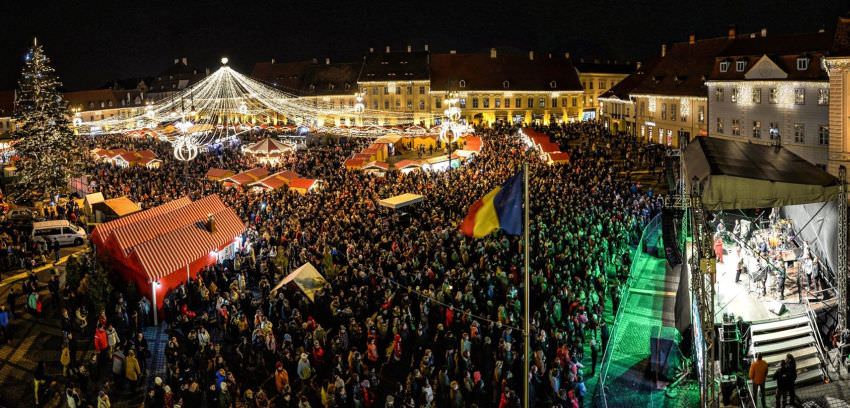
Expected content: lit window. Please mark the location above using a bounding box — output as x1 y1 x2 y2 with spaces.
719 61 730 72
483 98 489 108
818 89 829 105
752 121 761 138
418 100 425 110
516 98 522 108
794 89 805 105
769 88 778 104
794 123 805 143
538 98 545 108
819 125 829 146
732 119 741 136
671 104 677 121
731 88 739 103
715 87 724 102
716 117 724 133
752 88 761 104
495 98 501 108
472 98 479 108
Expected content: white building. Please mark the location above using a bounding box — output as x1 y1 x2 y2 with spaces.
706 29 833 166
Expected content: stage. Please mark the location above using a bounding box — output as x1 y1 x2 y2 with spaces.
712 236 835 325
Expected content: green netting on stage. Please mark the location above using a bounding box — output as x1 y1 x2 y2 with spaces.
594 215 700 407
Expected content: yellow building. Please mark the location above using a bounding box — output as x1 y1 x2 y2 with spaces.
358 47 433 126
825 16 850 176
429 49 583 125
574 59 635 121
628 36 729 147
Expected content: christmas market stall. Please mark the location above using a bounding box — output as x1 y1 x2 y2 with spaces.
91 194 245 322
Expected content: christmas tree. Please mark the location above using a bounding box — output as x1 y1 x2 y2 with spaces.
12 38 82 202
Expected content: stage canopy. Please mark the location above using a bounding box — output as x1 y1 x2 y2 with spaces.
683 137 840 210
378 193 424 209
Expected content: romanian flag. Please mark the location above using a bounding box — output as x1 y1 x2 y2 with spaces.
460 169 524 238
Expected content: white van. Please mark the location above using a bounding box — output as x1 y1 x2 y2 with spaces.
31 220 87 247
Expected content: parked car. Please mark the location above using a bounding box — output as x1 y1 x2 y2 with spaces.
31 220 87 246
6 208 43 228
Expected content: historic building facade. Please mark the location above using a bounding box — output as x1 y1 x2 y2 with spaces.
825 15 850 175
706 29 832 166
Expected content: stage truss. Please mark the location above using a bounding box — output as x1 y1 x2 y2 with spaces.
75 62 442 160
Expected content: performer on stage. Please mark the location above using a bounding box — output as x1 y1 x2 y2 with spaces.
735 257 745 284
714 234 724 263
777 262 786 301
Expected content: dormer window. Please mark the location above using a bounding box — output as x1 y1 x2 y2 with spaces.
797 57 810 71
502 80 510 89
736 60 747 72
458 80 466 88
345 83 351 90
719 61 730 72
549 80 557 89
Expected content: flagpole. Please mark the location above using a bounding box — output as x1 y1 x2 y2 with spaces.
523 160 530 408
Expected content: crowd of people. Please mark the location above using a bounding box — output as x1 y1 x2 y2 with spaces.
2 123 665 407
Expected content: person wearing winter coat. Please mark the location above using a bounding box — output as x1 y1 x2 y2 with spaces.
125 350 141 390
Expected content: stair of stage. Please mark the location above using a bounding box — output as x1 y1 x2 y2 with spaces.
748 314 825 392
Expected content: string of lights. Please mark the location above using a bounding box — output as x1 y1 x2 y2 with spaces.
78 63 442 151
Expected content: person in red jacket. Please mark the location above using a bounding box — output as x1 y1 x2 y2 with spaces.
94 325 108 354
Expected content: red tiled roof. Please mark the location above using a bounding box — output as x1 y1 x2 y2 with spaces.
344 158 365 168
225 168 270 185
430 52 583 92
206 168 236 180
631 37 731 97
249 170 300 190
549 152 570 162
394 159 422 169
288 177 317 190
362 161 390 170
92 197 192 245
127 195 245 280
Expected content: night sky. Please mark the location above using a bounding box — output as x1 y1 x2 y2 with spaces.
1 0 847 91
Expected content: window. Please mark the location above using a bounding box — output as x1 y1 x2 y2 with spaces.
720 61 730 72
407 86 412 95
396 87 401 95
588 81 593 90
731 87 739 103
538 98 545 108
671 104 677 121
458 80 466 88
495 98 501 108
794 89 805 105
661 103 667 120
551 98 557 108
406 100 413 109
459 98 466 108
383 101 389 109
769 88 778 104
482 98 489 108
715 87 724 102
383 87 389 95
435 98 442 109
752 88 762 104
528 98 534 108
395 99 401 108
588 96 593 105
641 125 645 137
818 89 829 105
505 98 510 108
698 106 705 123
373 101 379 109
819 125 829 146
516 98 522 108
419 86 425 95
599 80 606 89
752 121 762 138
769 122 780 140
732 119 741 136
716 117 724 134
550 80 559 89
572 97 577 107
736 60 747 72
502 80 510 89
796 57 809 71
794 123 805 143
418 100 425 110
472 98 479 108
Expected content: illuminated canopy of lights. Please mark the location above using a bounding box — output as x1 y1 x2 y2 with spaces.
77 65 442 151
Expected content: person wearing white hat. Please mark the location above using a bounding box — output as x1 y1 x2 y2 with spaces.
297 352 312 380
